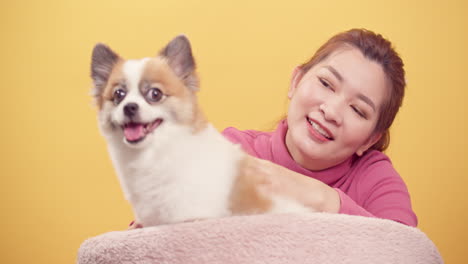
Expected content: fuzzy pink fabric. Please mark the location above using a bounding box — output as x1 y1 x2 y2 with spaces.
77 213 442 264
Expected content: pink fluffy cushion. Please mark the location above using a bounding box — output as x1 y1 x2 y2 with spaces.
78 213 442 264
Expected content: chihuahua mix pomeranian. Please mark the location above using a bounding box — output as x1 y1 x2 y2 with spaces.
90 35 310 227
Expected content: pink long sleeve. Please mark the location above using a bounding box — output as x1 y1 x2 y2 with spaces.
222 121 417 227
334 158 417 226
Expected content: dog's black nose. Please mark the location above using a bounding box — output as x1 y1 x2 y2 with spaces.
123 103 139 117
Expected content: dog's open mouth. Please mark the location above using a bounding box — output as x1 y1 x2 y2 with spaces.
122 119 163 144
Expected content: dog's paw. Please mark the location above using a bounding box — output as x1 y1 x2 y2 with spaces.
127 220 143 230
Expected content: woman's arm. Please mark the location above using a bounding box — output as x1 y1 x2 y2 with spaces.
221 126 417 226
245 156 417 227
245 156 341 213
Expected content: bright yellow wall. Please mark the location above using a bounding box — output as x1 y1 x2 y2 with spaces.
1 0 466 263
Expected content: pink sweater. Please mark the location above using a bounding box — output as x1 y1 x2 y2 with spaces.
222 120 418 227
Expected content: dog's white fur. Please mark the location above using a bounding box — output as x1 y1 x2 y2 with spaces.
91 36 310 227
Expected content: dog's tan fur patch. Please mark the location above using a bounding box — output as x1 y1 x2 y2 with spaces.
96 59 125 110
141 58 208 133
229 155 273 214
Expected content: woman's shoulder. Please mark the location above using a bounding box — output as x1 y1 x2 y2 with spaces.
221 127 274 156
358 150 393 164
222 127 272 143
352 150 403 182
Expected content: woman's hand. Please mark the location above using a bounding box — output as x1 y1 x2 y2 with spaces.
244 156 341 213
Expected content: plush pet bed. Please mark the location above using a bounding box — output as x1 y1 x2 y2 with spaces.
77 213 443 264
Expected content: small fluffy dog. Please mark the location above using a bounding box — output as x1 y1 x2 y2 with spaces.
91 35 310 227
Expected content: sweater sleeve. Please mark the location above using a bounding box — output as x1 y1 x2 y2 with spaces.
336 160 418 227
221 127 259 156
335 188 375 217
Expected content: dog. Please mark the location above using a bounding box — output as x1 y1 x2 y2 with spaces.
90 35 310 227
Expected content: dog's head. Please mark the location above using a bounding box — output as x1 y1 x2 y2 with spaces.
91 35 206 147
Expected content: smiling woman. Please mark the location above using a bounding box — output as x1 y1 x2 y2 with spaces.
286 47 387 170
222 28 417 226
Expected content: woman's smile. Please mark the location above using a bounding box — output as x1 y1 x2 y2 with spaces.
306 117 334 142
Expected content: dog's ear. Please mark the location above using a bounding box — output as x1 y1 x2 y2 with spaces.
91 43 120 95
159 35 198 91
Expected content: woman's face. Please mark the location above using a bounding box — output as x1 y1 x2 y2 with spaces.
286 46 387 171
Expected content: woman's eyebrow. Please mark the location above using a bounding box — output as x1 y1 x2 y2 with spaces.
357 93 376 111
325 66 343 82
324 65 376 111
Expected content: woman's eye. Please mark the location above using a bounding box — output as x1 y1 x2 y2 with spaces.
351 106 367 119
319 78 333 91
113 89 126 104
146 88 164 102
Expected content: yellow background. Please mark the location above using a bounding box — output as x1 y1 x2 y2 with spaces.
1 0 466 263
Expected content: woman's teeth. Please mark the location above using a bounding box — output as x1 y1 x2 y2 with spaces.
308 119 333 140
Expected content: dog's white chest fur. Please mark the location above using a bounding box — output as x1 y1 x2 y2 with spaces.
107 124 243 226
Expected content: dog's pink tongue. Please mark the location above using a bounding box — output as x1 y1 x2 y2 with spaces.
124 123 145 141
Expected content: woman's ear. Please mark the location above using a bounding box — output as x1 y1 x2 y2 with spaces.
356 133 382 156
288 66 305 99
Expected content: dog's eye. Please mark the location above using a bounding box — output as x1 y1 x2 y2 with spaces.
147 88 164 102
113 89 126 104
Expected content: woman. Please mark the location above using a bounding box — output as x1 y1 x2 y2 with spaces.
223 28 417 227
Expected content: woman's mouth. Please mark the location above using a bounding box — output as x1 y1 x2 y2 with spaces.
306 117 334 141
122 118 163 144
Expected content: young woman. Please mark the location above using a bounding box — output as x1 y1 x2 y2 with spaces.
223 28 417 227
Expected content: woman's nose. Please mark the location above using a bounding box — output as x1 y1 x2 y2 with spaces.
319 102 342 126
